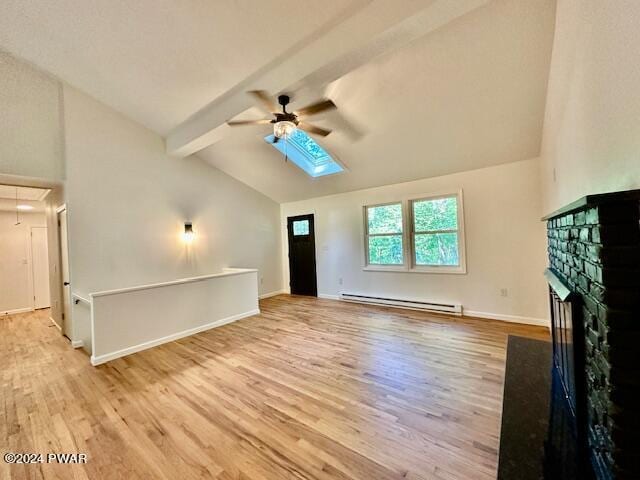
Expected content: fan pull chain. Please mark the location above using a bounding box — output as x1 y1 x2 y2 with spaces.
14 187 21 226
284 137 288 162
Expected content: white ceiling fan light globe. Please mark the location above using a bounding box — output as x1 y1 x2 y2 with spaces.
273 121 296 138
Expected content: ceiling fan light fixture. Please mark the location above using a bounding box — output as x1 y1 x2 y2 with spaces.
273 121 296 139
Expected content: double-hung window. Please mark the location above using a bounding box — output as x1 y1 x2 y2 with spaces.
410 194 463 272
363 191 465 274
364 203 404 267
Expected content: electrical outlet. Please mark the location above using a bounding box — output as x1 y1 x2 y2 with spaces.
338 277 343 286
500 288 508 297
260 277 264 285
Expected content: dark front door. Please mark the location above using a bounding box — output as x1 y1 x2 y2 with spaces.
287 214 317 296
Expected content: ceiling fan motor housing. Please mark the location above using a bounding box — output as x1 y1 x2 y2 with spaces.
274 112 298 125
278 94 290 107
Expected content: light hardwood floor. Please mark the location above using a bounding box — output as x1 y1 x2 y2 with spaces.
1 295 548 480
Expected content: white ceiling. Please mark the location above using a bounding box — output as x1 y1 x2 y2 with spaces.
199 0 556 202
0 185 50 201
0 0 556 203
0 199 46 213
0 0 358 134
0 185 49 212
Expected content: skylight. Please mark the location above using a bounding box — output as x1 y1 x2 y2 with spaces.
264 129 343 178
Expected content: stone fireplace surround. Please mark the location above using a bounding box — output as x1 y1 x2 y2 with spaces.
545 190 640 479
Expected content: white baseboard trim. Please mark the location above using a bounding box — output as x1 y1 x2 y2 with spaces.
1 307 34 316
71 340 84 348
464 310 549 327
318 293 340 300
90 308 260 366
259 290 287 299
313 295 548 328
50 316 62 331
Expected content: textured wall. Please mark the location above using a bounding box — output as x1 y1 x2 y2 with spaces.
0 51 64 181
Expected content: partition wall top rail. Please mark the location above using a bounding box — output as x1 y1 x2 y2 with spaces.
90 268 258 298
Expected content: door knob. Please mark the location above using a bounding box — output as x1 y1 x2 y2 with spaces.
63 282 70 286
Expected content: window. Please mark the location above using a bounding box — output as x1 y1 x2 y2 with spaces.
292 219 309 236
411 195 460 267
265 129 344 177
363 191 465 273
364 203 404 266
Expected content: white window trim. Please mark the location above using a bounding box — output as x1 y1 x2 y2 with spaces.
363 201 407 271
362 190 467 275
409 191 466 274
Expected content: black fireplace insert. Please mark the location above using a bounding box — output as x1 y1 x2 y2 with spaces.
544 268 591 478
545 268 587 432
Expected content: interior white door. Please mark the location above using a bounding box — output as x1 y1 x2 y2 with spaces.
58 209 72 338
0 216 31 314
31 226 50 309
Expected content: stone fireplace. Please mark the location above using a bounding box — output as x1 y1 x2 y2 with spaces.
544 190 640 479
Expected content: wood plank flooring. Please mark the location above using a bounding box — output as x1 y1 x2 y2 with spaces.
1 295 548 480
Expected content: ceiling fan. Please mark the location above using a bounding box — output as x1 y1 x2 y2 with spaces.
226 91 336 143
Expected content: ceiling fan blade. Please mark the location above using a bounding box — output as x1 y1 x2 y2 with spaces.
248 90 279 113
298 122 332 137
295 98 336 118
226 119 272 126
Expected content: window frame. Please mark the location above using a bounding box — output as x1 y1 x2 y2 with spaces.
362 190 466 274
363 201 407 270
409 191 466 274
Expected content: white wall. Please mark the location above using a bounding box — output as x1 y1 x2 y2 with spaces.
281 158 549 324
90 269 259 365
63 86 282 318
0 53 282 344
0 210 47 314
0 51 64 181
540 0 640 213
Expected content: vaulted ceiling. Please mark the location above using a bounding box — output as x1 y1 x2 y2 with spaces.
0 0 357 134
0 0 556 203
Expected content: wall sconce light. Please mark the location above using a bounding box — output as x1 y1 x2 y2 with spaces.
183 222 195 244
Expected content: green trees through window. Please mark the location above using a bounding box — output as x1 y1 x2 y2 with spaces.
366 203 403 265
412 197 459 266
365 194 462 270
413 197 457 231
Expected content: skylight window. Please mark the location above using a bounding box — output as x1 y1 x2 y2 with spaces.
264 129 343 178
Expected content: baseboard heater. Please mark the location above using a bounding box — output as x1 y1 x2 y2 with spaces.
339 293 462 315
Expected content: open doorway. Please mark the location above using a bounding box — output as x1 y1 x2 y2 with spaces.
0 185 51 315
0 183 70 344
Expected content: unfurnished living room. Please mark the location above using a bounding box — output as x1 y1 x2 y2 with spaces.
1 1 639 479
